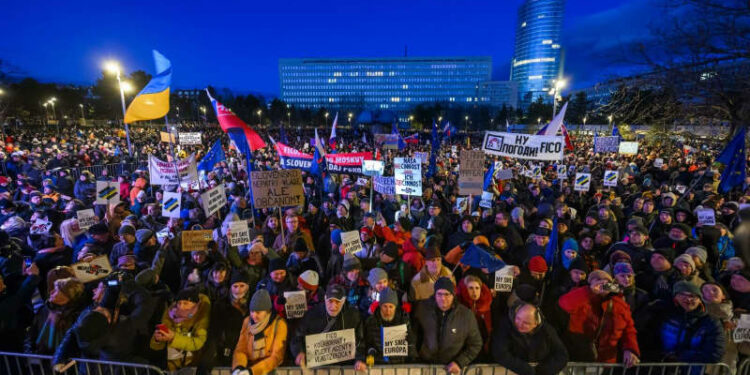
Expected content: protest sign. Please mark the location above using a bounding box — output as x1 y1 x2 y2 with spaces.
574 173 591 192
275 142 313 172
373 176 395 195
362 160 384 177
415 151 429 164
355 177 368 186
148 154 199 185
531 165 542 180
734 315 750 343
458 150 484 195
229 220 251 246
394 157 422 196
494 266 515 292
697 209 716 226
95 181 120 205
496 169 513 180
482 131 564 161
451 146 458 158
179 132 202 145
283 290 307 319
305 329 356 368
654 158 664 168
619 142 639 155
181 230 213 252
250 169 305 209
325 152 373 175
160 131 176 143
603 170 618 187
201 184 227 217
374 134 399 150
340 230 362 255
382 324 409 357
76 209 97 230
456 197 468 213
479 191 494 208
30 219 52 235
594 136 620 153
72 255 112 283
557 164 567 179
162 191 182 218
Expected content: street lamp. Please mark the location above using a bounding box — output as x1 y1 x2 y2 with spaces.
287 112 291 127
43 102 49 121
103 60 133 155
79 104 86 126
537 117 542 127
257 109 262 126
582 116 587 135
324 112 329 127
348 112 353 128
549 79 567 118
48 98 57 120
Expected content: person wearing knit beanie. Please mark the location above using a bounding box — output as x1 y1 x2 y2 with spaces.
433 276 455 295
118 224 136 238
588 270 613 284
613 262 634 276
249 289 272 312
674 254 696 276
368 268 388 290
135 229 154 245
297 270 319 292
685 246 708 265
378 287 399 308
528 256 548 277
343 253 361 272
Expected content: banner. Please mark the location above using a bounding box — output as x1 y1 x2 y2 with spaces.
382 324 409 357
414 151 429 164
482 131 564 161
574 173 591 192
30 219 52 235
340 230 362 255
374 134 399 150
603 170 618 187
162 191 182 218
181 230 213 252
250 169 305 209
201 185 227 217
148 154 199 185
275 142 313 171
362 160 384 177
325 152 373 175
394 157 422 196
494 265 515 292
594 136 619 153
179 132 202 145
373 176 395 195
496 169 514 180
458 150 484 195
95 181 120 205
557 165 567 179
697 209 716 226
72 255 112 283
619 142 639 155
283 290 307 319
479 191 494 208
305 329 356 368
229 220 251 246
76 209 97 229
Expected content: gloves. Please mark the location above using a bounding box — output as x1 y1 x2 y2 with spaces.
232 367 251 375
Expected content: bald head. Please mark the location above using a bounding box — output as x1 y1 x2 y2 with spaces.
514 303 540 334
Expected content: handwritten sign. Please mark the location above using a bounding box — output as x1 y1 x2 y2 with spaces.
229 220 251 246
734 314 750 343
618 141 639 155
479 191 494 209
76 209 97 230
251 169 305 209
160 131 176 143
603 170 618 187
394 157 422 196
179 132 202 145
362 160 384 177
496 169 514 180
72 255 112 283
341 230 362 255
697 209 716 226
574 173 591 192
283 290 307 319
373 176 395 195
201 184 227 217
594 136 619 153
162 191 182 218
494 266 515 292
382 324 409 357
459 150 484 195
181 230 213 252
305 329 356 368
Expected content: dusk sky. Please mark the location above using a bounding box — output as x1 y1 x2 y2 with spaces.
1 0 656 96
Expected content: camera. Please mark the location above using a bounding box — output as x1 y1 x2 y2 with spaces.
602 282 621 294
107 279 119 287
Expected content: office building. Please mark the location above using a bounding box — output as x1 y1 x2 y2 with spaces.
477 81 519 109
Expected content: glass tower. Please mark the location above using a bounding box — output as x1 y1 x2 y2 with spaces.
279 57 492 117
510 0 565 108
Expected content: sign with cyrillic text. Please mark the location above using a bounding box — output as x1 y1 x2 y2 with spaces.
482 131 564 161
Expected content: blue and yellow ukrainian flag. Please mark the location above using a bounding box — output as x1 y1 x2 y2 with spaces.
124 50 171 123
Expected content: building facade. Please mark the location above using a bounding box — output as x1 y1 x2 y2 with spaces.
510 0 565 108
279 57 492 116
477 81 519 109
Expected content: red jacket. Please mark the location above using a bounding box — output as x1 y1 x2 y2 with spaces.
457 278 493 352
401 239 425 273
558 286 640 363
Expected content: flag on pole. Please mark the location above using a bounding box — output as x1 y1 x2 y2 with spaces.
311 129 326 177
539 102 568 136
280 124 289 144
206 89 267 153
483 161 496 191
403 133 419 144
124 50 171 123
460 244 507 272
392 122 406 150
717 127 747 193
560 123 574 151
197 139 226 173
544 216 559 266
329 112 338 149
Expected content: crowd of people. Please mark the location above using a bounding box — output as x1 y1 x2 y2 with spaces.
1 122 749 375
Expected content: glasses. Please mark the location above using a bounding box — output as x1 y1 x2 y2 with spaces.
677 293 700 301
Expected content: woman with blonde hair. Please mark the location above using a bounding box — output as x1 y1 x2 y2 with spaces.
59 218 86 249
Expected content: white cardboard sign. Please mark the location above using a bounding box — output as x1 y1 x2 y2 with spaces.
229 221 251 246
494 266 515 292
382 324 409 357
283 290 307 319
341 230 362 255
201 184 227 217
76 209 97 230
603 170 618 187
697 209 716 226
162 191 182 219
305 329 356 368
574 173 591 192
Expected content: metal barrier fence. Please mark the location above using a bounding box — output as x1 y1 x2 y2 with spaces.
45 162 148 181
210 365 447 375
560 362 733 375
0 351 166 375
738 359 749 375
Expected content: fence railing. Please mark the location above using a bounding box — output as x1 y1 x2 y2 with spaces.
0 352 735 375
44 162 148 182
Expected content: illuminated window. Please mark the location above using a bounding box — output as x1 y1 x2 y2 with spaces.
521 22 526 27
513 57 555 67
542 40 552 45
529 75 542 80
551 44 561 49
333 72 342 77
402 84 408 89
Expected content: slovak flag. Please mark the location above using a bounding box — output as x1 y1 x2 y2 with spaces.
404 133 419 144
560 123 574 151
205 89 266 152
329 112 339 149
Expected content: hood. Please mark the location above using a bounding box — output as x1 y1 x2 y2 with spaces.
456 278 493 311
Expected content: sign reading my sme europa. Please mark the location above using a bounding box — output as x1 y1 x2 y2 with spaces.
250 169 305 209
482 131 564 161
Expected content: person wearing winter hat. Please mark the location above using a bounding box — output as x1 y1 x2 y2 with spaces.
231 289 288 375
109 224 137 266
209 268 254 367
411 243 454 301
653 223 695 254
254 257 295 318
375 241 415 294
363 287 417 364
613 262 649 323
286 237 324 280
528 256 548 279
412 276 483 373
331 199 355 231
296 270 322 307
151 287 211 370
674 254 706 288
636 249 680 301
328 253 370 314
684 246 713 282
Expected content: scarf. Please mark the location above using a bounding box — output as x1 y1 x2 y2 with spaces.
169 302 200 324
249 313 272 359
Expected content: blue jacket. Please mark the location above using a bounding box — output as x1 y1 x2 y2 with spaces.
659 304 725 363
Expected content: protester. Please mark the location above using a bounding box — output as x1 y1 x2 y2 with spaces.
231 289 288 375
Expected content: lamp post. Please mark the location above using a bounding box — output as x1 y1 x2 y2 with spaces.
104 60 133 156
199 106 207 126
43 103 49 123
548 79 567 118
48 97 57 120
79 104 86 126
324 112 329 128
582 116 587 135
348 112 352 129
257 109 262 127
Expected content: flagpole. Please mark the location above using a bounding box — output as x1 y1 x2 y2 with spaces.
165 116 183 190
